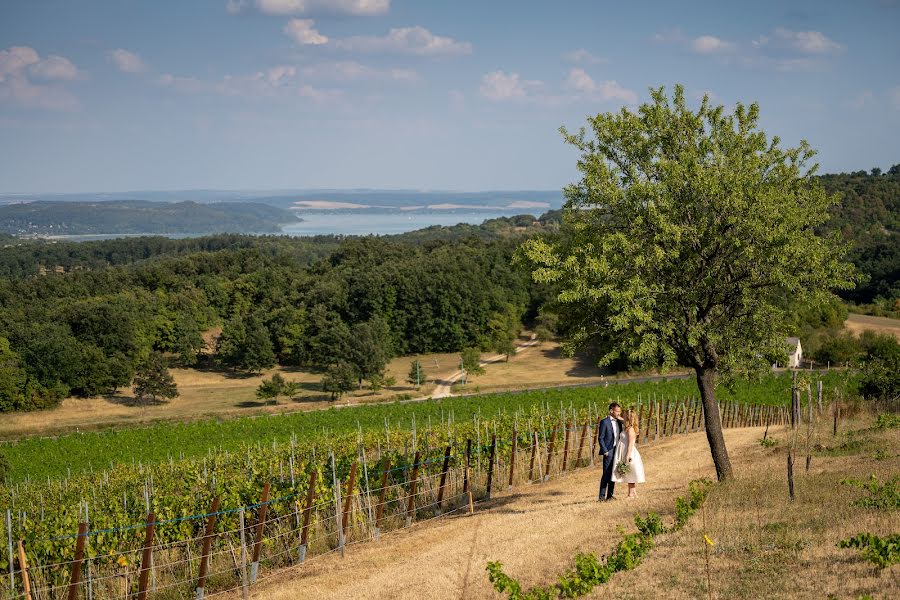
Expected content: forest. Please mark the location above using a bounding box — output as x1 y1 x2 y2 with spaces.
0 200 300 235
0 167 896 414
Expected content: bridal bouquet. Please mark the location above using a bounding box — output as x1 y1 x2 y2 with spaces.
615 461 631 476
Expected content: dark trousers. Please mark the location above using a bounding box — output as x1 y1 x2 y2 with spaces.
599 452 616 500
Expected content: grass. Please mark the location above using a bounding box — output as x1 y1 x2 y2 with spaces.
0 372 850 484
844 313 900 340
587 413 900 599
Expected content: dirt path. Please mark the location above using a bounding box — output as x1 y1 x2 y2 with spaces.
430 335 540 399
241 427 766 600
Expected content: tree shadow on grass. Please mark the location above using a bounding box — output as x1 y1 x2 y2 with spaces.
104 394 170 408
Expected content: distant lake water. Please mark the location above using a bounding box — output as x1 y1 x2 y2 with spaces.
38 210 541 241
281 210 538 236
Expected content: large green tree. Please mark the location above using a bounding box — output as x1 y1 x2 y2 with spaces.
520 85 855 480
132 352 179 405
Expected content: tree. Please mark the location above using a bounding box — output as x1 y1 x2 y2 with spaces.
132 352 178 405
321 361 356 401
218 313 275 373
407 359 426 388
461 347 485 376
520 85 855 480
256 373 286 405
368 372 396 391
0 337 26 412
347 317 393 388
488 303 521 361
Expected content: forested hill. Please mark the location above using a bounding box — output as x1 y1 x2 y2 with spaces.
819 166 899 305
0 200 300 236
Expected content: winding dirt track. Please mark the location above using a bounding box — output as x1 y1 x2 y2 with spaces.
239 427 765 600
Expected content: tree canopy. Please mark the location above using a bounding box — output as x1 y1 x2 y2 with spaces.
520 85 856 479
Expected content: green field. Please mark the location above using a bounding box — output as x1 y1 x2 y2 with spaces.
1 372 848 484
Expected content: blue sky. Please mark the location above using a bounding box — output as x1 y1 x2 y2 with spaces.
1 0 898 193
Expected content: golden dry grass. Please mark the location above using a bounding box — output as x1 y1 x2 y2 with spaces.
590 417 899 599
844 313 900 340
230 416 898 600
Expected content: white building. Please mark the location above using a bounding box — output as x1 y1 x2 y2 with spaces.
785 337 803 368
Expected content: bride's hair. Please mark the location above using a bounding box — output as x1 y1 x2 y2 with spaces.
624 409 639 434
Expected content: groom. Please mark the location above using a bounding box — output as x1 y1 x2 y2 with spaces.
597 402 622 501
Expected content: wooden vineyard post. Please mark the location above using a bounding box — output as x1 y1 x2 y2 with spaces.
463 439 472 496
466 463 475 514
137 512 156 600
249 483 270 584
437 446 452 512
299 470 318 560
638 405 645 440
341 462 358 541
485 435 497 499
817 380 823 413
833 405 840 436
238 508 249 600
661 399 671 437
195 496 220 599
575 422 588 469
507 430 517 490
374 457 390 539
655 401 661 441
592 416 601 454
561 422 572 472
528 432 538 482
406 451 421 527
67 522 88 600
17 540 32 600
544 425 557 481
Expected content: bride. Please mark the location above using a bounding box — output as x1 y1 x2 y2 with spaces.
613 409 645 497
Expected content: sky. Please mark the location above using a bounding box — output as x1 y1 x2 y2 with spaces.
1 0 899 194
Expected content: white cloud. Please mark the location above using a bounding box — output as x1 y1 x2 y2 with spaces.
690 35 734 54
109 49 146 73
158 65 341 103
336 26 472 56
890 86 900 111
229 0 389 16
479 70 529 101
850 90 874 109
283 19 328 45
564 49 606 64
0 46 80 110
301 60 419 82
564 68 637 104
565 68 596 93
773 28 842 54
652 28 684 44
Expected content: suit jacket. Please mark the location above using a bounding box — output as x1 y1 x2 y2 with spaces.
598 416 620 457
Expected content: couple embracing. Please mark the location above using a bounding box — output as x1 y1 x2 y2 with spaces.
597 402 645 501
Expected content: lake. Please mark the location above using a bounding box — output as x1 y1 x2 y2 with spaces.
36 210 542 241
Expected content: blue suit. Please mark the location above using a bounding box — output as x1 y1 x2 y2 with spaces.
597 416 621 500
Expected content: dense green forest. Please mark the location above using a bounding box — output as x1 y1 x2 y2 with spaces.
0 232 537 411
819 166 900 308
0 166 896 414
0 200 300 235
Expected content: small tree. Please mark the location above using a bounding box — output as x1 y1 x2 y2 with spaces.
132 353 178 405
368 372 396 391
256 373 286 405
407 360 426 388
520 85 855 480
322 361 356 401
281 379 301 400
461 348 485 376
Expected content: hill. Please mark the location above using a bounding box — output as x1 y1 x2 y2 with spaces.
0 200 300 235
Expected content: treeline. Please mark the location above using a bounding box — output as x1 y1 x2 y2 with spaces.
819 165 900 309
0 200 300 235
0 235 535 411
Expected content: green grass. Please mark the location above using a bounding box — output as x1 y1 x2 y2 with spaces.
0 372 851 484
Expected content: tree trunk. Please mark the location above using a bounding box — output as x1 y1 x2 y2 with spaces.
696 366 733 481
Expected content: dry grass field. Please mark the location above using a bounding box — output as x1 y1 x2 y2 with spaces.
845 313 900 339
0 336 618 439
231 414 898 600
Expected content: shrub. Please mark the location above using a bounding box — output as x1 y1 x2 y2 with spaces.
838 533 900 569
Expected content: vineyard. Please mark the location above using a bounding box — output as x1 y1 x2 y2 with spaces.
0 373 844 599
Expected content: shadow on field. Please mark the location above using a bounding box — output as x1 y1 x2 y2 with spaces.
104 394 170 408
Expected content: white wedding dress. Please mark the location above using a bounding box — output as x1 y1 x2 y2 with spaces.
612 428 645 484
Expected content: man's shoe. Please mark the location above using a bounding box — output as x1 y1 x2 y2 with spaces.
606 496 617 501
